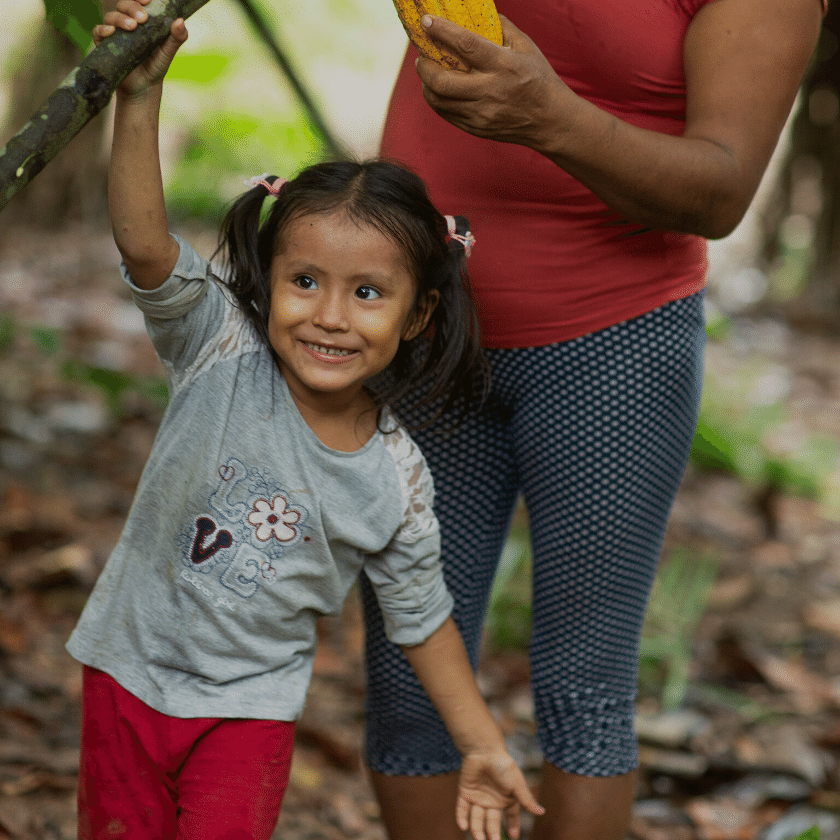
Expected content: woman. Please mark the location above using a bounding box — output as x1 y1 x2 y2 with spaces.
360 0 826 838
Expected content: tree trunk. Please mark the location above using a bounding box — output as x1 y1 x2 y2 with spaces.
760 1 840 329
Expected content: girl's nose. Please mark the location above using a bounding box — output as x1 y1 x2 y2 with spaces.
313 292 349 331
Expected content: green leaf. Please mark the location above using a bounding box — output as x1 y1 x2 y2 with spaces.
166 111 322 220
166 52 233 85
42 0 101 54
788 828 820 840
29 325 62 356
0 314 15 352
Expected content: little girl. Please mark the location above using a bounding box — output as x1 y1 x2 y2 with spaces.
68 5 543 840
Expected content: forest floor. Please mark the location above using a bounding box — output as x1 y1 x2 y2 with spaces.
1 222 840 840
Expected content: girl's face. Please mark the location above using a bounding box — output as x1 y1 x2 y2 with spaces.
268 210 433 414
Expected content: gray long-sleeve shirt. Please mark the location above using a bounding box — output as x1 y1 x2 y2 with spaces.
67 236 453 721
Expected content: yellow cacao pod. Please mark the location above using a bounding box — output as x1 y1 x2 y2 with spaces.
392 0 503 71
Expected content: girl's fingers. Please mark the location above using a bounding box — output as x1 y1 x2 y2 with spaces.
115 0 149 20
171 18 188 41
509 773 544 816
456 797 471 833
92 23 115 43
505 803 522 840
469 805 488 840
484 807 503 840
103 11 140 31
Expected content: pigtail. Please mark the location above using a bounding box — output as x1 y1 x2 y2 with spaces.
384 213 489 433
213 177 283 352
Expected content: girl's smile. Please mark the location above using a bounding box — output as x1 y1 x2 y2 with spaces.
267 211 432 419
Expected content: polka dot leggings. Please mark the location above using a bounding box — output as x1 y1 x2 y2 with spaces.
361 292 707 777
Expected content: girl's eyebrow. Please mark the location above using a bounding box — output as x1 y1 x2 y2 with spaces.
282 259 321 275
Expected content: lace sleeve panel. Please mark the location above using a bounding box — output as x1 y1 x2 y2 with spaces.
380 411 439 544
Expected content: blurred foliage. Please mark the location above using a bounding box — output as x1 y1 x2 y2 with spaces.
692 411 837 500
485 515 532 652
0 314 18 353
688 683 775 724
42 0 100 53
789 829 820 840
166 110 321 219
1 314 168 421
638 548 718 710
61 359 169 417
29 324 63 357
693 363 839 505
166 50 233 85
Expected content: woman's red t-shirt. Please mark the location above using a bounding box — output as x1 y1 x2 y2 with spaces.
381 0 719 348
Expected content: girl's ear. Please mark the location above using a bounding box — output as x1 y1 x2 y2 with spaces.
402 290 440 341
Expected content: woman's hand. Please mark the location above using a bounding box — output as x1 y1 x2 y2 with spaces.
414 14 577 152
456 749 544 840
412 0 822 238
93 0 188 99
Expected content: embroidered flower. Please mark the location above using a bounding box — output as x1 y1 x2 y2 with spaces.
247 495 301 542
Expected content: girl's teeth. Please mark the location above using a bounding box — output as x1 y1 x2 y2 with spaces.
308 343 351 356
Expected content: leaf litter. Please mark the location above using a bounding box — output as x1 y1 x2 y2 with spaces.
1 222 840 839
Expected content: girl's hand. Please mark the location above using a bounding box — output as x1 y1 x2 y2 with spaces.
414 14 575 154
93 0 188 98
456 749 544 840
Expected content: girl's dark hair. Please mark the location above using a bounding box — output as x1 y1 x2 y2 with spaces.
214 159 488 430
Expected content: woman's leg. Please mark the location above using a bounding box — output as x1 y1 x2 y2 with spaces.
530 765 638 840
519 294 706 839
362 370 520 838
369 770 463 840
365 294 706 840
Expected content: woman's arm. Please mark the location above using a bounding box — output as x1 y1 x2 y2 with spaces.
414 0 823 238
94 0 186 289
401 616 543 840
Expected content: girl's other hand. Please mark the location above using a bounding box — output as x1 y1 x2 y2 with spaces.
93 0 188 98
456 750 544 840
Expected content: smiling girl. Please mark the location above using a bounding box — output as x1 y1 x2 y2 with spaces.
66 7 543 840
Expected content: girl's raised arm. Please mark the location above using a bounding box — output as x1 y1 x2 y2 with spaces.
401 616 544 840
94 0 187 290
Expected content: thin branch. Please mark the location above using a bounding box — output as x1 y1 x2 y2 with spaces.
232 0 346 160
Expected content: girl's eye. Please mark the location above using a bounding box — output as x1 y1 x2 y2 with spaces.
356 285 381 301
294 275 318 290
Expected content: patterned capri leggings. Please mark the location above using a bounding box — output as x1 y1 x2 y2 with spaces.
361 292 707 777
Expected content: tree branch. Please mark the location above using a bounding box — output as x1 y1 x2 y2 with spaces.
0 0 211 214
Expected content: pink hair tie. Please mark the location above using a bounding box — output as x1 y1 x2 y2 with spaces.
445 215 475 258
244 174 287 196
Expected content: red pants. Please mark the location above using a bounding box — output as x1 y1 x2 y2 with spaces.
78 666 295 840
